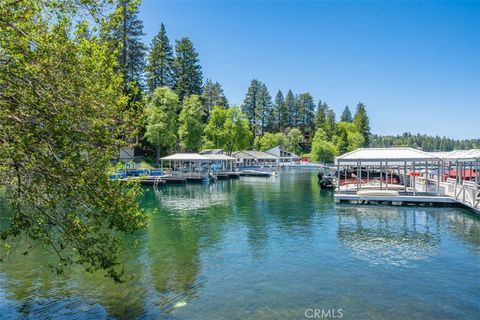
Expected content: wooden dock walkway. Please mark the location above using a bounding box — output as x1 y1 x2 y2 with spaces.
335 180 480 213
335 193 457 206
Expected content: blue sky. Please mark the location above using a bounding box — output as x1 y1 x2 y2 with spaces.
138 0 479 139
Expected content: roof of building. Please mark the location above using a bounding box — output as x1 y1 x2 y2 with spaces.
265 146 300 158
438 149 480 161
199 149 224 155
160 153 209 161
202 154 236 161
335 147 440 164
232 150 278 160
428 151 452 159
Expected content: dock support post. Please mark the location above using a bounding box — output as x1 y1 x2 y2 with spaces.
404 161 407 193
386 161 389 190
475 159 479 185
425 161 428 193
459 162 463 185
357 161 361 190
337 162 340 191
413 161 416 196
436 160 441 196
380 161 383 190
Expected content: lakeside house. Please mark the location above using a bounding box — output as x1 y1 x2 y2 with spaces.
199 149 224 155
231 150 279 166
265 146 300 163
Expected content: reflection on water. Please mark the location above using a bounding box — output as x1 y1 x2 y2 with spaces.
153 183 232 212
337 206 440 267
0 169 479 319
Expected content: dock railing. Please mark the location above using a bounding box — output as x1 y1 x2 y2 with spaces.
441 179 480 210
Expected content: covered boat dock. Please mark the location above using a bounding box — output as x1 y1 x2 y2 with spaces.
334 148 480 212
159 153 241 182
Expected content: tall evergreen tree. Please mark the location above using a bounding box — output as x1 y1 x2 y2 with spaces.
324 109 336 140
145 23 174 92
265 104 277 133
242 79 263 135
296 93 316 135
285 90 296 128
174 37 203 100
258 83 273 135
315 100 328 129
202 79 229 116
274 90 288 131
340 106 353 122
353 102 371 146
109 0 146 87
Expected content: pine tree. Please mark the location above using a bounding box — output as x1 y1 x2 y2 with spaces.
353 102 371 146
296 93 315 135
202 79 228 116
174 37 203 100
258 83 273 135
145 23 174 92
340 106 353 122
324 109 336 140
242 79 263 135
109 0 146 88
315 100 327 129
285 90 296 128
274 90 288 131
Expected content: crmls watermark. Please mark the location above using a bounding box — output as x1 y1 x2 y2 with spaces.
304 308 343 319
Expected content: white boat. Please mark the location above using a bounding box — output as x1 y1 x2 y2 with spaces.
239 170 276 177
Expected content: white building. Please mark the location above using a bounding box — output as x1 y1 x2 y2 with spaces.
265 146 300 163
231 150 279 166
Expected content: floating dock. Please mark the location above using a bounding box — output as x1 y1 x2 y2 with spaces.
335 192 457 206
215 172 231 180
228 172 240 179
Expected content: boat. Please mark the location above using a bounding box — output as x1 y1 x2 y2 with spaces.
336 169 400 185
317 172 336 189
239 169 276 177
356 189 399 196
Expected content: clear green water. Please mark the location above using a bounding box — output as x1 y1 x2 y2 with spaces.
1 169 479 319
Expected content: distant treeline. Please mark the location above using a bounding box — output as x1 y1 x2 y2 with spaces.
370 133 480 151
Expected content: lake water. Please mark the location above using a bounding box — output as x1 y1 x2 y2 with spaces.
0 168 479 319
